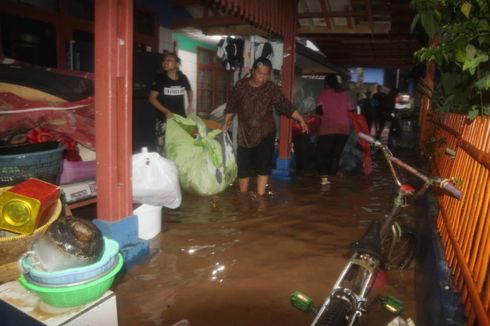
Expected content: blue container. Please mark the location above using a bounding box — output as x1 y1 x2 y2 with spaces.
0 142 64 186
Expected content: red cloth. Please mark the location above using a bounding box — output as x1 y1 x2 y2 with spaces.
348 111 372 176
0 92 95 150
26 128 81 161
292 115 321 135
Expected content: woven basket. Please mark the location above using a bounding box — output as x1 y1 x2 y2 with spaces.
0 190 62 283
0 142 64 187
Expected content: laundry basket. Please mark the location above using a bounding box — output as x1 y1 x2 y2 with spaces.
0 141 64 186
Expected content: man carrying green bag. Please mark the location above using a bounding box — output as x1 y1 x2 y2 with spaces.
165 114 237 196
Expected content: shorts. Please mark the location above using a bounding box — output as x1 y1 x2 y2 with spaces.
237 133 275 178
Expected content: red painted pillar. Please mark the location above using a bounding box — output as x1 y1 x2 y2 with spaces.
278 1 297 161
278 31 295 160
94 0 133 221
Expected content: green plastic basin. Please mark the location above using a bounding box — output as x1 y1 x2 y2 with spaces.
18 253 123 307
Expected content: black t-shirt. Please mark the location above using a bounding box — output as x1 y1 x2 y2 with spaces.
150 71 191 119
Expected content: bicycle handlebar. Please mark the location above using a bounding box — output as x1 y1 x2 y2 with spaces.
358 132 462 199
440 179 463 199
357 132 378 145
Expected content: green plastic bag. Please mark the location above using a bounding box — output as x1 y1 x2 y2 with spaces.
165 114 237 196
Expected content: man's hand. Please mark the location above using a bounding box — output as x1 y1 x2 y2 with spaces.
165 111 174 119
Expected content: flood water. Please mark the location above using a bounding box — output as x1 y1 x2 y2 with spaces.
114 140 419 326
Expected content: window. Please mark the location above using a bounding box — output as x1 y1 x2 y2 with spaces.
196 47 233 117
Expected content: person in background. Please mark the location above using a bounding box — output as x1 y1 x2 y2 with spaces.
376 87 399 139
372 85 385 139
222 57 309 196
148 52 193 154
316 74 355 186
359 90 374 134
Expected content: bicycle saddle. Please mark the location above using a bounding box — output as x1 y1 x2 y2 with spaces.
352 220 384 261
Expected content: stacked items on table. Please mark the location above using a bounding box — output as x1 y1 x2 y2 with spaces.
17 217 122 307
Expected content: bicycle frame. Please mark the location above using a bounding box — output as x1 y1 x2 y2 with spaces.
311 189 408 326
311 132 461 326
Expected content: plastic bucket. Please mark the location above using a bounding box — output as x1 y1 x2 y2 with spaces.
133 204 162 240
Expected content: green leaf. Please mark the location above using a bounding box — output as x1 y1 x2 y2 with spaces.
460 2 472 18
455 48 466 63
463 45 489 74
475 73 490 90
420 11 441 37
465 44 476 59
441 73 463 94
467 106 479 120
483 106 490 116
478 19 489 30
411 13 420 33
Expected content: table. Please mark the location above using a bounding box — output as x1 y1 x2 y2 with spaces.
0 281 118 326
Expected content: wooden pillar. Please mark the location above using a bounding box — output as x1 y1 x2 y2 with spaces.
272 0 297 180
94 0 133 221
278 32 295 159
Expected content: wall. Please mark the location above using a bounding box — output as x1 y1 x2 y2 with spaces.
164 32 218 114
177 49 197 113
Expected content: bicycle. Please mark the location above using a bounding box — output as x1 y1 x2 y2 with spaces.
291 132 462 326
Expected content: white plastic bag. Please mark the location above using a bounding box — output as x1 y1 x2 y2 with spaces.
132 148 181 208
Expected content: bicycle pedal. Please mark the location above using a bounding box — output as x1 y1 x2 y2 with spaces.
379 294 404 314
290 290 314 312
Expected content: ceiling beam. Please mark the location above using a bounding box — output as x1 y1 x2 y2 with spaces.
319 47 420 54
318 0 331 29
298 21 391 34
363 0 374 33
297 10 389 19
326 54 416 60
170 15 245 28
344 5 354 30
204 25 271 37
171 0 207 7
328 58 416 68
302 33 419 41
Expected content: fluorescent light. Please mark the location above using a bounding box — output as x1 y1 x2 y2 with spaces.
306 40 320 52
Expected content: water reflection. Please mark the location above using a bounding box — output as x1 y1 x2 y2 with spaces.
114 146 420 326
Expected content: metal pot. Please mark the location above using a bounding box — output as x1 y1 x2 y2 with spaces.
28 217 104 272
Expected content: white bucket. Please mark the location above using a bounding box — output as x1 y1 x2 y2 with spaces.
134 204 163 240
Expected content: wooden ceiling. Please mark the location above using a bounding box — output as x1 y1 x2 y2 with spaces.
171 0 424 69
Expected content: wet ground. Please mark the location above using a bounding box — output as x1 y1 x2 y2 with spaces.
113 133 420 326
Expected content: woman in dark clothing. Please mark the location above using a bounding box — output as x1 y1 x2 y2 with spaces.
222 58 308 196
376 87 399 139
148 53 193 154
316 74 355 185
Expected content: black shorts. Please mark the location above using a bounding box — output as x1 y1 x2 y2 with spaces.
237 133 275 178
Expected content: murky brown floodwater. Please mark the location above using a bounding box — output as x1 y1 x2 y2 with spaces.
113 144 419 326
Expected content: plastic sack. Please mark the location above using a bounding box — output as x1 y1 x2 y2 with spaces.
338 130 364 176
165 114 237 196
132 148 181 208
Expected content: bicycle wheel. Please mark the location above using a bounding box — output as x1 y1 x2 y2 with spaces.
315 298 355 326
381 224 416 270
